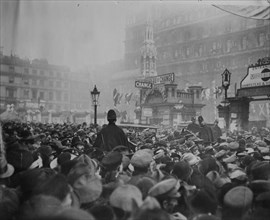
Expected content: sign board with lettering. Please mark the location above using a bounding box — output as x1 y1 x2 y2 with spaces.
146 73 175 85
241 64 270 88
142 107 152 117
135 81 153 89
238 86 270 97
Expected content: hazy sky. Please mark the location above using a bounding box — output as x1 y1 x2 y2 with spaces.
1 0 131 70
1 0 268 70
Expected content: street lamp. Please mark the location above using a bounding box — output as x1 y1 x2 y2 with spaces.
90 85 100 125
221 68 231 100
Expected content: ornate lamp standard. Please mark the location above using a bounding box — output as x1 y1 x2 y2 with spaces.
90 85 100 125
221 68 232 99
220 69 232 130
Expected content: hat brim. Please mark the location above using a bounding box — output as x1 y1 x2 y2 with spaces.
50 154 77 169
0 164 15 178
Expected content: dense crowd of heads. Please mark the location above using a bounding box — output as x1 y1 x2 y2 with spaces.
0 120 270 220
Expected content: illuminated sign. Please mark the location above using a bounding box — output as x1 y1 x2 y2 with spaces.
241 64 270 88
135 81 153 89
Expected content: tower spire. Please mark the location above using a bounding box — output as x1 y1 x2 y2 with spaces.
140 11 157 78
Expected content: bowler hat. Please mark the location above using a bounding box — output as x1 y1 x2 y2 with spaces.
187 188 218 214
249 180 270 196
171 161 192 181
102 151 123 170
250 161 270 180
7 149 34 172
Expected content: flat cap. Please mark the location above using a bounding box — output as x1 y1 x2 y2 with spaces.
131 149 153 168
148 178 181 198
224 186 253 210
110 184 143 212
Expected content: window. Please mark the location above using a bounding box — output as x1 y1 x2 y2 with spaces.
56 81 61 88
64 93 68 101
49 71 54 77
196 90 200 99
9 66 15 72
23 89 29 98
49 80 54 87
226 39 232 53
64 82 68 88
32 79 37 85
6 88 16 98
49 92 53 100
56 72 61 78
23 78 29 85
9 76 14 83
202 63 208 71
172 88 175 97
40 70 44 76
186 47 191 57
225 22 232 33
242 36 248 50
32 89 38 99
24 68 29 74
39 80 44 87
259 33 265 46
39 91 44 100
56 91 61 101
32 69 37 75
256 20 264 27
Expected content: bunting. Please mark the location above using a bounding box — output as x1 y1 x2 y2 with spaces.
201 88 211 100
213 4 270 20
213 86 223 99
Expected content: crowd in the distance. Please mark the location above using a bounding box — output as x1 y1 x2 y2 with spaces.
0 110 270 220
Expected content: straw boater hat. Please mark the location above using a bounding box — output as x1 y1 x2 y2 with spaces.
0 154 14 178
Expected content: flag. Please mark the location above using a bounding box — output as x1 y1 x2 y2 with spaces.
113 88 118 100
113 92 120 107
117 93 123 105
125 93 133 104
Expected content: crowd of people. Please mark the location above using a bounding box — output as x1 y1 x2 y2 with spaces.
0 109 270 220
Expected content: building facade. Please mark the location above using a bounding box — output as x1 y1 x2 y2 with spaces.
0 51 91 123
124 4 270 123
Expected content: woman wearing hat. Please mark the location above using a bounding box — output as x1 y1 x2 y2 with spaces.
0 124 15 187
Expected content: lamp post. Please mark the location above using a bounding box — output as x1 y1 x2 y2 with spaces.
90 85 100 125
221 68 231 100
221 69 232 130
